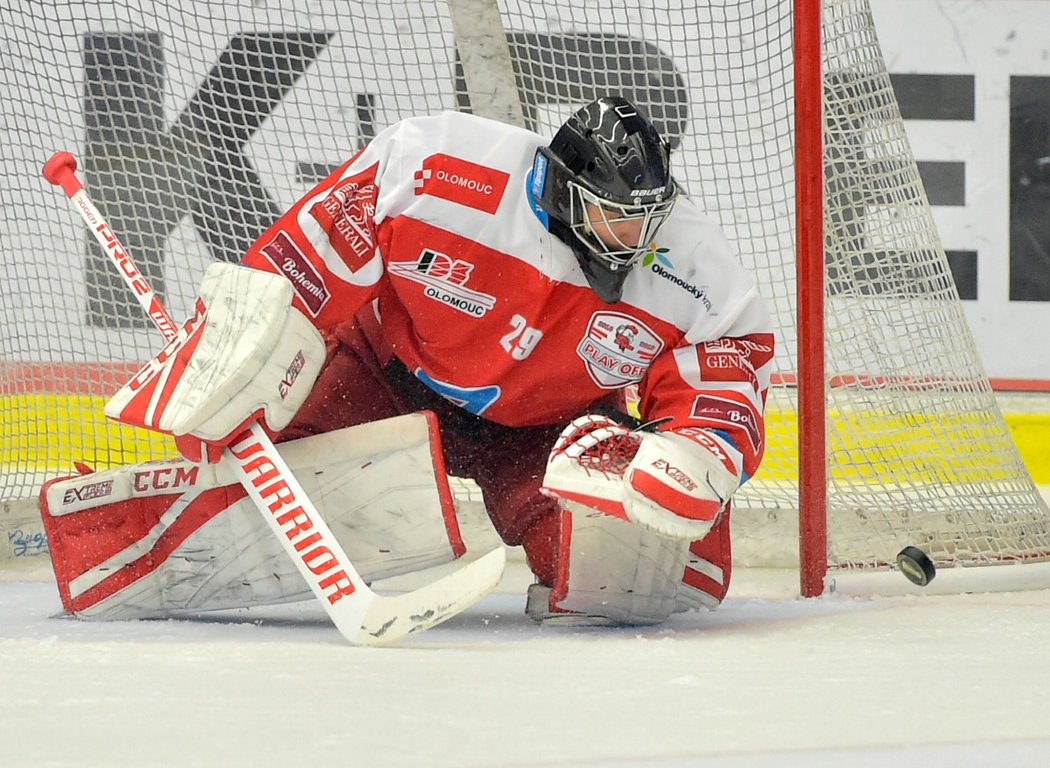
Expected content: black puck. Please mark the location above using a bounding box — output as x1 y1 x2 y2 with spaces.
896 546 937 586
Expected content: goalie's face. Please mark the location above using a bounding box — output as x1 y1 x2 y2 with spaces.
575 190 676 269
556 185 677 305
585 201 645 250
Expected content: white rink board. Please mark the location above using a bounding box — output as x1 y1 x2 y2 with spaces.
872 0 1050 381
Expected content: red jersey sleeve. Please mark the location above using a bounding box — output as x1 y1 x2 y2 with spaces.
239 151 387 330
637 332 775 482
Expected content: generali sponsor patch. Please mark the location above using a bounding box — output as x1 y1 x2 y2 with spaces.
576 311 663 388
413 153 510 214
309 166 379 272
705 334 775 371
259 231 331 317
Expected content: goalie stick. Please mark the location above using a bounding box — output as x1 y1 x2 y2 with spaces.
41 150 506 645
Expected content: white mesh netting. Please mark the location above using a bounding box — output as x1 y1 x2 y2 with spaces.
3 0 1048 587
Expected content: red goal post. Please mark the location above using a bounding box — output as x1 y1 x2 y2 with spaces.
784 0 1050 595
2 0 1049 592
795 0 829 597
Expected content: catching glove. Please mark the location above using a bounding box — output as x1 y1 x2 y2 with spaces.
542 414 742 540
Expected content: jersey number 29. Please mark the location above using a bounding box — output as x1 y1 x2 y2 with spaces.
500 314 543 360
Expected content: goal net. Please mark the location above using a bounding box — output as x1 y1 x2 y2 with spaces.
3 0 1049 593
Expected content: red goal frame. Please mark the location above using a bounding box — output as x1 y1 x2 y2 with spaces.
795 0 828 597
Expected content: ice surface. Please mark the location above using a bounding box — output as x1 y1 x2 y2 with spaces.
3 559 1050 768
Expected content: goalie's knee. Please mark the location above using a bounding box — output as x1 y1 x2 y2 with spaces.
523 508 692 626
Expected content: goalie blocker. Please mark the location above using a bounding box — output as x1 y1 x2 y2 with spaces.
105 261 327 464
41 413 502 620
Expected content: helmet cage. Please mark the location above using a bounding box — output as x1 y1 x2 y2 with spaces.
567 180 677 270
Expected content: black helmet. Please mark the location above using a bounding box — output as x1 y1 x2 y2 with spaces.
531 97 679 302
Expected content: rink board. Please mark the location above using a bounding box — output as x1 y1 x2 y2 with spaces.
4 392 1049 485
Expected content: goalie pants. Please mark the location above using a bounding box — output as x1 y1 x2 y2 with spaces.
281 317 731 601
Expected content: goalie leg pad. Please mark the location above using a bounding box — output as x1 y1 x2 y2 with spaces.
524 507 691 626
42 413 501 620
675 504 734 612
44 482 312 620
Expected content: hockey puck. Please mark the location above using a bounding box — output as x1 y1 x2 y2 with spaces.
896 546 936 586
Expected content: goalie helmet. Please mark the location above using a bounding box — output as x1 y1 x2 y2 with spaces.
530 97 679 303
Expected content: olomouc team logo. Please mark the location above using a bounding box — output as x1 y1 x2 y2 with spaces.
577 311 664 388
388 248 497 317
413 153 510 214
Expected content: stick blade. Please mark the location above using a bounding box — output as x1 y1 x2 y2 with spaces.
352 546 507 646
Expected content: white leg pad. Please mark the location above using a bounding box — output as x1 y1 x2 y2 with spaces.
526 507 691 626
73 491 309 620
42 413 501 620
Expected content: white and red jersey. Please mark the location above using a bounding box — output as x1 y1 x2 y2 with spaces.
241 111 775 479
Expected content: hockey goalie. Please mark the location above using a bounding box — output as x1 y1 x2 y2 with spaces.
42 97 774 626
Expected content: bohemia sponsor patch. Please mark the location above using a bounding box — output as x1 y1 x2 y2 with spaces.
388 248 497 317
259 231 330 317
309 167 379 271
413 153 510 214
577 311 664 388
691 394 762 454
